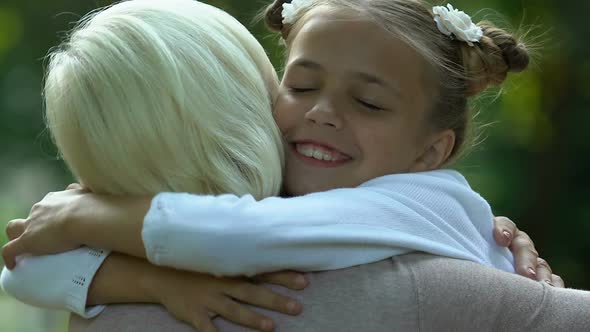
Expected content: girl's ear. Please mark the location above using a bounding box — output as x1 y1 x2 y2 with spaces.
411 129 456 172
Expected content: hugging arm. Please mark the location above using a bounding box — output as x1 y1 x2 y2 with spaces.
5 171 516 276
4 172 557 280
94 171 519 275
86 252 303 331
1 250 304 332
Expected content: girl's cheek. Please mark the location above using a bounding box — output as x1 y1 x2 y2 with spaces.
273 104 293 133
274 95 304 132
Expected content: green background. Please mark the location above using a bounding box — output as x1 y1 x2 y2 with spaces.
1 0 588 330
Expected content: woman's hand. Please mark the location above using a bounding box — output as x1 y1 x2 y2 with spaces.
145 267 306 332
2 185 85 269
493 216 564 287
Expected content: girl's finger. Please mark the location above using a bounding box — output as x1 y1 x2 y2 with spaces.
213 296 274 332
534 257 553 283
551 274 565 288
191 310 218 332
492 216 517 247
227 282 302 316
2 238 25 270
66 183 83 190
510 231 539 280
5 219 26 240
254 271 308 290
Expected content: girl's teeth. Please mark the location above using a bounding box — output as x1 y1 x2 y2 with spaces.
313 150 324 160
296 144 341 162
302 148 313 157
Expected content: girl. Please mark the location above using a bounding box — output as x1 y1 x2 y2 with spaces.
3 0 580 331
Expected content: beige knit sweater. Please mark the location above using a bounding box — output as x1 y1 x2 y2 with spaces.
69 253 590 332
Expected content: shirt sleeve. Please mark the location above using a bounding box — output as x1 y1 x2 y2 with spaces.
0 246 110 318
143 170 515 277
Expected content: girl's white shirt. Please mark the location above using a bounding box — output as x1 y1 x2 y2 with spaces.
0 170 514 317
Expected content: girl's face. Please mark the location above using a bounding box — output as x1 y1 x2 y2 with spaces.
275 14 445 196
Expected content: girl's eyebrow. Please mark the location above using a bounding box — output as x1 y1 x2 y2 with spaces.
353 72 401 97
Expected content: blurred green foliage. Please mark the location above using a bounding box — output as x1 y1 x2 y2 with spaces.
0 0 588 330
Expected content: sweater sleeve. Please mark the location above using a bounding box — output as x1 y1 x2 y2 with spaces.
143 170 514 276
0 247 110 318
404 253 590 331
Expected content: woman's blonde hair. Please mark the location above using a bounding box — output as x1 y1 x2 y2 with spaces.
263 0 530 164
45 0 284 199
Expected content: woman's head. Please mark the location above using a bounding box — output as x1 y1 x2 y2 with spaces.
45 0 284 199
263 0 530 196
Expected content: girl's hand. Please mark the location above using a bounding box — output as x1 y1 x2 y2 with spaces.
2 184 85 269
493 216 565 287
145 267 306 332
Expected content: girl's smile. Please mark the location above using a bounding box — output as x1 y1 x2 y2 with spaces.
291 140 353 167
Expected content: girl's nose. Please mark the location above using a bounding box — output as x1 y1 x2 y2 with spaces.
304 100 343 129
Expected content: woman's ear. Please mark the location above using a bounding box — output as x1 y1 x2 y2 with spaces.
411 129 456 172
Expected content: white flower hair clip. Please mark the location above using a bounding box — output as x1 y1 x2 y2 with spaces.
432 4 483 47
282 0 316 25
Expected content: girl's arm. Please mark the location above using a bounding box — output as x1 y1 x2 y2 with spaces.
87 252 303 331
4 170 514 276
1 251 304 332
1 191 150 268
87 170 515 275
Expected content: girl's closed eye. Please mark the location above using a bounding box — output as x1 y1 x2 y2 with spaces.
355 98 386 112
289 87 317 93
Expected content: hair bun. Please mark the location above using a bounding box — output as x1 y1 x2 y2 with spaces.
461 21 530 96
480 23 529 73
264 0 291 33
